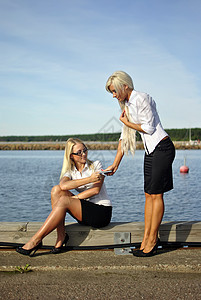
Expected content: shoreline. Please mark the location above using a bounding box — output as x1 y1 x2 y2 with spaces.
0 141 201 150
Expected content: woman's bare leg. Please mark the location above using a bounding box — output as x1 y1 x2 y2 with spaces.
140 193 153 250
143 193 164 253
22 193 82 250
51 185 73 248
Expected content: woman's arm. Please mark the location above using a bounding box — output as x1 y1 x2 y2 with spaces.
59 172 102 191
73 179 104 200
59 172 105 199
103 140 124 175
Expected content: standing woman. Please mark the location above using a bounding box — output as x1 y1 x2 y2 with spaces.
16 138 112 256
105 71 175 257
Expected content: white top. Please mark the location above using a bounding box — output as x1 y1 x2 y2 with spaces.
63 160 112 207
120 90 168 154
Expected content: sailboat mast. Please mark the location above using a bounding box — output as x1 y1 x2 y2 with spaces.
189 128 192 142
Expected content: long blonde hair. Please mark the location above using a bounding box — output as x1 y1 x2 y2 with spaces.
60 138 93 180
105 71 136 155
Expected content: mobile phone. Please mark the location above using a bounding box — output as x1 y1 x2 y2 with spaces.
100 170 113 175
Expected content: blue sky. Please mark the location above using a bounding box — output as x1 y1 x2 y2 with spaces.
0 0 201 136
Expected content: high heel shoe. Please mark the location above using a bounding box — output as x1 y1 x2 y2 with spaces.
51 233 69 254
132 239 160 257
16 241 43 257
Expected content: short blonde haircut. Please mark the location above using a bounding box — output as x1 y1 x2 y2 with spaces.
60 138 93 179
105 71 136 156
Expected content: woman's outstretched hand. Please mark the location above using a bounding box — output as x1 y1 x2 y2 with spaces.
102 165 117 176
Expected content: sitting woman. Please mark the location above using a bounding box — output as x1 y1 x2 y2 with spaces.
16 138 112 256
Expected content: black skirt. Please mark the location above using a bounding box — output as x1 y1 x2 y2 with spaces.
144 137 175 194
78 199 112 228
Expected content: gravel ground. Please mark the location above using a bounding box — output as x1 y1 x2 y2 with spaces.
0 248 201 300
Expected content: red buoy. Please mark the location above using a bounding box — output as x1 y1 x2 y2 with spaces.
180 165 189 173
180 157 189 173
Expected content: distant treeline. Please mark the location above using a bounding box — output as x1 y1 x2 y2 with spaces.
165 128 201 141
0 128 200 142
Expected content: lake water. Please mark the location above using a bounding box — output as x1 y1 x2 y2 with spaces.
0 149 200 223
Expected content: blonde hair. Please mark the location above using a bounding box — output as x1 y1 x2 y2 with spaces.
105 70 134 95
60 138 93 180
106 71 136 156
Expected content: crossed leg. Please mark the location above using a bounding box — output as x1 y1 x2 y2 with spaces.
22 185 82 250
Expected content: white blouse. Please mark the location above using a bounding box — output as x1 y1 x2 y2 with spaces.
63 160 111 207
120 90 168 154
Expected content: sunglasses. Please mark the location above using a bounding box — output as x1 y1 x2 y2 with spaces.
72 147 88 156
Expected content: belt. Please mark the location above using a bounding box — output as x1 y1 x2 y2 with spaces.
161 136 169 141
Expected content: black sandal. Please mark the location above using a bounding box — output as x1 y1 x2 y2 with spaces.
51 233 69 254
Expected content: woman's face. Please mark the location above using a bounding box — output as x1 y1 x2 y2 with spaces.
109 84 128 102
71 143 88 164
